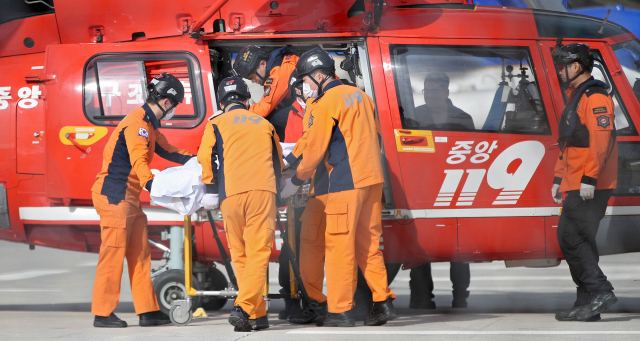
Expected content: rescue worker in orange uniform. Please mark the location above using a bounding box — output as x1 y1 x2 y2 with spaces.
198 76 283 332
551 43 618 322
91 72 193 328
233 45 299 140
280 48 396 327
280 71 330 324
233 45 302 319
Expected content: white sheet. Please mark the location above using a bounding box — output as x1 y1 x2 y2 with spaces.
150 143 293 215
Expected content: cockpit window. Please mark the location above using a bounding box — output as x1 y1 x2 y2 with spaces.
83 52 205 129
533 10 630 39
613 39 640 106
390 45 550 135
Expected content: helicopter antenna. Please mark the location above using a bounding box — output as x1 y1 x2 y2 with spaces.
597 9 612 38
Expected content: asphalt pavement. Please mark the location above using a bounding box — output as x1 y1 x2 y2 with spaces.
1 240 640 340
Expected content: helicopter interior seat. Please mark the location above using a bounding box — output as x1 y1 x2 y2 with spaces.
503 81 547 133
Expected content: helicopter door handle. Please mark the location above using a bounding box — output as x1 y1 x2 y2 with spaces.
401 136 425 144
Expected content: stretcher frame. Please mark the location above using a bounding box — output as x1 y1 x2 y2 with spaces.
168 197 316 326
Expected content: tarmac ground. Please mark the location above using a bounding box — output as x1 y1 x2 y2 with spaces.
1 240 640 340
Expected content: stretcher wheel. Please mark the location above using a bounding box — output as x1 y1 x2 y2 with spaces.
153 269 203 315
200 267 229 311
169 305 192 326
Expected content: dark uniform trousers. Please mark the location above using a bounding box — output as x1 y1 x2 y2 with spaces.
278 207 304 295
410 262 470 302
558 189 614 305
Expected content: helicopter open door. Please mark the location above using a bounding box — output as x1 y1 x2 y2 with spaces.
41 40 214 203
374 37 561 261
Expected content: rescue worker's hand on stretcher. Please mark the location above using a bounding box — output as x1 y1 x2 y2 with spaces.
580 183 595 201
280 178 300 199
552 184 562 204
203 193 220 210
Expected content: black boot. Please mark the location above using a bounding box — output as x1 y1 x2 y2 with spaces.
409 264 435 309
556 288 601 322
323 309 355 327
556 306 601 322
241 315 269 331
229 305 251 332
278 289 302 320
288 299 327 324
364 297 396 326
576 291 617 321
452 291 469 308
139 310 171 327
94 313 127 328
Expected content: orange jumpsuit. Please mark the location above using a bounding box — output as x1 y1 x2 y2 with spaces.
290 80 395 313
250 53 299 118
554 87 617 191
198 104 284 319
91 104 193 317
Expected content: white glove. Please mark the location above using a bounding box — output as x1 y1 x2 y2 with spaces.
283 157 290 168
580 183 595 200
151 169 160 176
280 178 300 199
551 184 562 204
202 193 220 210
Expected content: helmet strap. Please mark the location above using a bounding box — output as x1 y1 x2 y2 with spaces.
154 98 177 120
563 64 585 86
310 73 332 96
255 69 267 83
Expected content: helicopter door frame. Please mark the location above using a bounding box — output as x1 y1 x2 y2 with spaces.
42 41 214 202
373 36 563 262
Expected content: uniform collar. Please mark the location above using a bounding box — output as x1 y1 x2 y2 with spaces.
228 104 247 112
313 79 343 103
143 103 160 130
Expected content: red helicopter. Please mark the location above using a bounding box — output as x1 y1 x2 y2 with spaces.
2 0 640 320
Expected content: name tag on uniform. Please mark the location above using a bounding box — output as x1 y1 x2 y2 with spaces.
593 107 608 114
139 127 149 139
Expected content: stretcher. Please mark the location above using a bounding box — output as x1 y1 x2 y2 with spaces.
169 196 315 326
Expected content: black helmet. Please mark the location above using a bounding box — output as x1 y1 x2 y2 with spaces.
288 69 303 99
147 72 184 104
233 45 269 79
217 76 251 104
296 47 335 78
553 43 593 69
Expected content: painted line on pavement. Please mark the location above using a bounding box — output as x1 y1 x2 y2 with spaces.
393 275 640 282
0 270 69 281
0 289 63 292
287 331 640 335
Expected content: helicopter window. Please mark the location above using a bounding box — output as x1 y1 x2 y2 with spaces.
551 49 637 136
83 53 205 129
533 11 630 39
390 45 550 135
613 40 640 107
